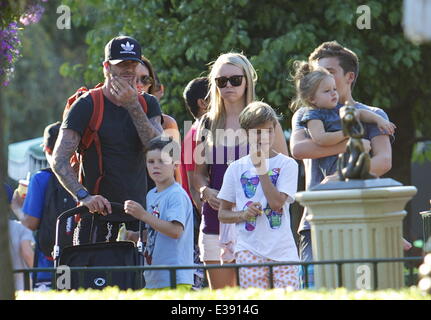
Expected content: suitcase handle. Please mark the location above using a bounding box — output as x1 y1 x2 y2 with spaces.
56 202 129 222
54 202 144 263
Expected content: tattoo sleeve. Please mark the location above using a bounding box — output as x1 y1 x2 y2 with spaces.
126 101 163 148
149 115 163 134
51 128 83 197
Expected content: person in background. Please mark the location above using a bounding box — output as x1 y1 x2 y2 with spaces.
152 72 165 101
181 76 210 289
11 122 76 290
181 77 209 213
5 183 35 291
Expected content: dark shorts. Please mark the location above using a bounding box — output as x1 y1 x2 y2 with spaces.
299 229 313 262
298 229 315 288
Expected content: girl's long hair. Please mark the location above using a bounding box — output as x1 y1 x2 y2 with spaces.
205 52 257 146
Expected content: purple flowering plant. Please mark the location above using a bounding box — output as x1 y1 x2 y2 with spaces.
19 3 45 26
0 0 47 86
0 22 21 86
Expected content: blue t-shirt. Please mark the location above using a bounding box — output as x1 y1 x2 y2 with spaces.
22 170 53 281
300 105 344 132
144 182 194 288
23 170 51 219
300 105 345 176
293 102 392 232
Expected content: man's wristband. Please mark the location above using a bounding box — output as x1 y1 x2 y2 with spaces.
75 188 90 202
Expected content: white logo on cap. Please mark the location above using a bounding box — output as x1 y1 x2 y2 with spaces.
120 41 136 55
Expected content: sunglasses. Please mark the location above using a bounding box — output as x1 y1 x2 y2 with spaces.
215 75 244 88
137 75 153 86
240 176 260 186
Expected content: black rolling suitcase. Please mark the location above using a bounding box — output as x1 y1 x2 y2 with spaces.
53 203 144 290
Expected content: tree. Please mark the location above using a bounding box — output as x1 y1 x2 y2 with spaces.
3 2 89 144
0 18 21 301
0 100 15 299
0 0 49 299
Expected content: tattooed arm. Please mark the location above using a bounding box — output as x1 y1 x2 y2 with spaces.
52 128 82 196
149 114 163 134
128 103 163 144
52 128 111 214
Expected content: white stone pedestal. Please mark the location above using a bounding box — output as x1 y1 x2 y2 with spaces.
296 185 417 290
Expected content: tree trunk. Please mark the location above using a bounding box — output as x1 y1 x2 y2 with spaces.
386 101 416 242
0 89 16 299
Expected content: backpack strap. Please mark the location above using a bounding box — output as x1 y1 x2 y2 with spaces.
38 168 57 260
138 94 148 114
77 87 105 194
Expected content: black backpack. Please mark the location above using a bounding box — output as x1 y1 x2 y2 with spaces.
37 168 77 258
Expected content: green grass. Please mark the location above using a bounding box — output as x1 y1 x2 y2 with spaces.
16 287 430 300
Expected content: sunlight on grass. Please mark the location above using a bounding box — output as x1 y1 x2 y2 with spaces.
16 286 430 300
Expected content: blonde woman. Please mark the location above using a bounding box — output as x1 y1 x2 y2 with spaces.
193 52 288 289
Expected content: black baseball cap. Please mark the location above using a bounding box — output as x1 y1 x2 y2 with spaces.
104 36 143 65
43 121 61 154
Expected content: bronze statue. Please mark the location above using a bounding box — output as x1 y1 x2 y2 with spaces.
337 103 376 181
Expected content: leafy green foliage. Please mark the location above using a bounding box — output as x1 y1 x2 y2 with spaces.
62 0 431 136
5 0 431 174
2 1 89 143
0 0 27 28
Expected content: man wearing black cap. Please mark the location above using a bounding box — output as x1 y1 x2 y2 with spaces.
52 36 163 243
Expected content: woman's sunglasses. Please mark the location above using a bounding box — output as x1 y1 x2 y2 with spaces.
215 75 244 88
137 75 153 86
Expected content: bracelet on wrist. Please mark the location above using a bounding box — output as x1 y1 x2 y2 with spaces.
199 186 208 202
238 210 246 223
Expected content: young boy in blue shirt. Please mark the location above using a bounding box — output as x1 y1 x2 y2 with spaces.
124 136 194 289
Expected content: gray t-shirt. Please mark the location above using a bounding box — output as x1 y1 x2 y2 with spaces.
300 104 345 177
9 220 34 291
292 102 391 233
144 183 194 288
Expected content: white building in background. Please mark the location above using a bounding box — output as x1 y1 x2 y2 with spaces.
8 137 47 182
403 0 431 43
